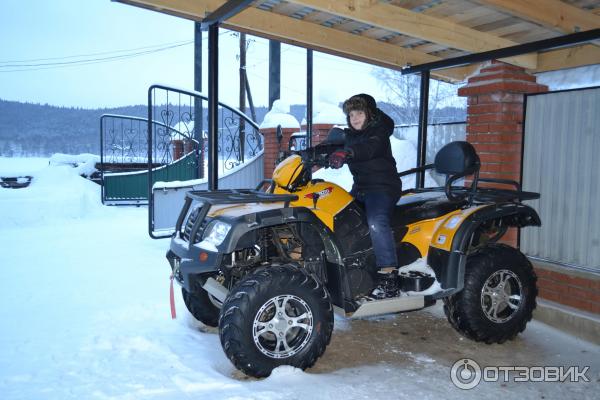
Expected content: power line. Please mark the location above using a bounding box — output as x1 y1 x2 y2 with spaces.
0 42 193 73
0 40 193 65
1 28 238 73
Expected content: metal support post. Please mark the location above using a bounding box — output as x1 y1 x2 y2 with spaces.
208 24 219 190
306 49 313 149
416 70 430 189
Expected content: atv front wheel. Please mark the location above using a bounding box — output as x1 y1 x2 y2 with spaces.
219 264 333 378
182 287 221 327
443 244 537 344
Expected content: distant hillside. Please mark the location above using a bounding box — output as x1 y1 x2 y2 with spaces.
0 100 148 157
0 99 464 157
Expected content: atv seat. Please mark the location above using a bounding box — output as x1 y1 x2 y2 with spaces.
393 191 466 226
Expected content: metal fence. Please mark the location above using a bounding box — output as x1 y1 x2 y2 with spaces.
521 87 600 272
99 86 263 207
148 84 262 178
147 85 263 238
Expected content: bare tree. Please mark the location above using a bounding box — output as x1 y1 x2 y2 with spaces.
373 68 461 124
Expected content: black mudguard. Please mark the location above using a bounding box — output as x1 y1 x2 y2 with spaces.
428 203 541 297
168 205 346 295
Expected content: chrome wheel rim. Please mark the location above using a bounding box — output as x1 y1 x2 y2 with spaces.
252 295 313 359
481 269 523 323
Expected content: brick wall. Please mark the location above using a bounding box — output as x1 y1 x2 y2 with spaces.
458 61 599 316
261 126 298 179
534 263 600 315
458 61 548 185
458 61 548 247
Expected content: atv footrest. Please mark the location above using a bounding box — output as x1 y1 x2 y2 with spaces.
349 296 425 318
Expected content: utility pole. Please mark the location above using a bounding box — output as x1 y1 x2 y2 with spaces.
268 40 281 110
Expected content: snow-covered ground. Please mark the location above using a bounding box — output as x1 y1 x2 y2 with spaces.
1 158 599 400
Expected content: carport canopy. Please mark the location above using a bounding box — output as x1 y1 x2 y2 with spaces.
113 0 600 80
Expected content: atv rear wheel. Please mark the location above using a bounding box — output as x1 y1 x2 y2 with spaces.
219 264 333 378
443 244 537 344
182 287 221 327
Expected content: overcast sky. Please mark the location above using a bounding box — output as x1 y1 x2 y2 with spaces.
0 0 390 109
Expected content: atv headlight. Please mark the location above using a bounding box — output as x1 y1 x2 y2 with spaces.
202 220 231 246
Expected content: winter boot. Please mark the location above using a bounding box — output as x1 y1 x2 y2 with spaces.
371 267 400 299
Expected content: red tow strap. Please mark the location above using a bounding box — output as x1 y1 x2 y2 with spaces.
170 274 177 319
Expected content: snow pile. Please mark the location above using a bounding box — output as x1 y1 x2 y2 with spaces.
313 103 346 124
313 93 346 125
0 157 49 176
48 153 100 177
171 120 195 140
0 158 104 227
259 100 300 130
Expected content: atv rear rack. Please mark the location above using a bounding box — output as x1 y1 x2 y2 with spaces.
406 186 539 203
175 189 299 244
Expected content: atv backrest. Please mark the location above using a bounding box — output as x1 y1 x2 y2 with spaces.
434 141 480 176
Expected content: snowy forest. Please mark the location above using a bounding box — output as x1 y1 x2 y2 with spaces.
0 98 465 157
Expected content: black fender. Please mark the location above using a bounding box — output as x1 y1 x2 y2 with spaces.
222 206 349 308
221 206 344 265
428 203 541 297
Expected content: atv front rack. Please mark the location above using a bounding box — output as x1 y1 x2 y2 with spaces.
175 189 299 245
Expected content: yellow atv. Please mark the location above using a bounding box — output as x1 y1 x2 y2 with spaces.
167 140 541 378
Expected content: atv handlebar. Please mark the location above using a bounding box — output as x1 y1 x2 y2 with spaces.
298 143 342 169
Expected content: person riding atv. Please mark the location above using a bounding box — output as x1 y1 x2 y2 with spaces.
329 94 403 298
166 134 541 378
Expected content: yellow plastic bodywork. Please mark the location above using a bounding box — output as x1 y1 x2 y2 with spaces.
402 218 446 257
272 155 304 189
259 155 489 260
275 180 353 230
428 205 487 252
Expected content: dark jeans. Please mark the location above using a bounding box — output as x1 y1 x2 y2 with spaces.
353 191 399 269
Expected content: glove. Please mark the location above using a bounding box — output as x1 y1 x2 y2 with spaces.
328 149 350 169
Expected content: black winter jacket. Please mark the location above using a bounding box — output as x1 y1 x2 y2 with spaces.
344 109 403 197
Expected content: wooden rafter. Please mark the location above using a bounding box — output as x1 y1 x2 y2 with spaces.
285 0 537 69
475 0 600 33
114 0 600 76
114 0 475 81
536 44 600 72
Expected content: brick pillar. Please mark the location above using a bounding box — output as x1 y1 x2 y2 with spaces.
171 139 184 161
261 126 298 178
458 60 548 245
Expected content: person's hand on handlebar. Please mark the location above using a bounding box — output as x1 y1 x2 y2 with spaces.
328 149 352 169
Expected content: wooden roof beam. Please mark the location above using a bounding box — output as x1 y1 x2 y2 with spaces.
536 44 600 72
285 0 537 69
475 0 600 33
114 0 474 81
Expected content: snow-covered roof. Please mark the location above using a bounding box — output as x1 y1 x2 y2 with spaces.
313 102 346 125
259 100 300 130
171 120 194 139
